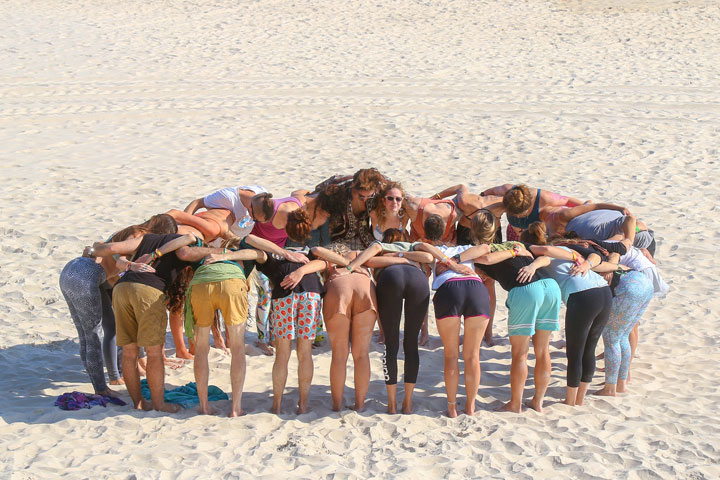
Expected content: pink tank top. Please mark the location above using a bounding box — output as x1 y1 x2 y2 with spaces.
250 197 303 247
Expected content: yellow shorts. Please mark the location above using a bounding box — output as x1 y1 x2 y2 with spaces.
190 278 248 328
112 282 168 347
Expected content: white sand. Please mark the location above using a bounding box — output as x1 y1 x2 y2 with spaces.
1 0 719 477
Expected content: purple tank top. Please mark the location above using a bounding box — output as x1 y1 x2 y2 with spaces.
250 197 303 247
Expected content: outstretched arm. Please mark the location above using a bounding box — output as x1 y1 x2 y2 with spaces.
528 245 584 263
474 244 532 265
310 246 351 267
134 234 199 264
183 197 206 214
203 249 267 265
432 184 465 200
556 202 630 224
414 243 475 276
345 243 383 271
244 234 309 264
481 184 513 197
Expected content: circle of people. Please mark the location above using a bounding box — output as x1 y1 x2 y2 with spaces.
60 168 668 417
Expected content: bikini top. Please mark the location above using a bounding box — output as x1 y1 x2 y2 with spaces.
507 188 541 230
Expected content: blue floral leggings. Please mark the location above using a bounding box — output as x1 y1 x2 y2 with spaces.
602 271 654 385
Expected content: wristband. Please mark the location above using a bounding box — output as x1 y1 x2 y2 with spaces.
433 193 441 199
346 264 353 271
125 262 133 272
635 225 640 233
223 248 228 254
511 249 517 258
441 255 451 264
154 249 163 258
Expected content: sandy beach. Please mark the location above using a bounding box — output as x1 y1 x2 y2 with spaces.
1 0 720 478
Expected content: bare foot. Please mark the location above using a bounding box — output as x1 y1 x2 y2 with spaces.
96 388 120 398
229 408 246 417
175 350 194 360
483 336 496 347
109 379 125 386
418 331 430 347
524 398 544 413
256 340 274 356
387 401 397 414
495 401 523 413
447 402 458 418
141 399 153 411
155 402 181 413
594 387 616 397
348 402 365 412
563 399 576 407
271 404 282 414
402 398 413 414
197 405 217 415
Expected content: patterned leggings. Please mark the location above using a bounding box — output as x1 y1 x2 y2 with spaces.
602 271 654 385
59 257 121 392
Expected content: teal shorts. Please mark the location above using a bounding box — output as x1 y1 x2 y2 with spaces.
506 278 561 336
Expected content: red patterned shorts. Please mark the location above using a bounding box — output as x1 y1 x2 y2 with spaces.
269 292 322 340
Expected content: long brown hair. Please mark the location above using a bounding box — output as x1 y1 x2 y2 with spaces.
374 182 406 226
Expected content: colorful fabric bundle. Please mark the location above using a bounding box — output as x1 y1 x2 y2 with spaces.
54 392 127 411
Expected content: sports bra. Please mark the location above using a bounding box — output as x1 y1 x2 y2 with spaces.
507 188 541 230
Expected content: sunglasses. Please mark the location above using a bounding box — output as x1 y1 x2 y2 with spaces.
385 196 403 202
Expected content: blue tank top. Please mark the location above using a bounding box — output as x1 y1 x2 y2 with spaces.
507 188 541 229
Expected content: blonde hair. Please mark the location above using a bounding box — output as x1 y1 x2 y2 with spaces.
470 209 499 245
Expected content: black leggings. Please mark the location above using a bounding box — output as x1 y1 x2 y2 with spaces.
565 286 613 387
376 264 430 385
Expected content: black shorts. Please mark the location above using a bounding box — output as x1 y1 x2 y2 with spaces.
433 278 490 320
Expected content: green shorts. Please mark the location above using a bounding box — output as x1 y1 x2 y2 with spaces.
506 278 561 337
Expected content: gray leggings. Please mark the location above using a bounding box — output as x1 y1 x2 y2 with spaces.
59 257 121 392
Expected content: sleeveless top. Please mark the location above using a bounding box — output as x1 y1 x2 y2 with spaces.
409 198 457 244
507 188 541 230
250 197 303 248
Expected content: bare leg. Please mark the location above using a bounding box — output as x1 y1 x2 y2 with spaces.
436 316 461 418
121 343 143 409
296 338 313 414
463 315 489 416
326 313 351 411
483 279 496 347
386 384 398 414
146 345 180 413
564 386 578 406
418 312 430 347
193 326 214 415
628 323 639 383
402 383 416 414
349 310 377 412
137 356 147 377
227 324 246 417
528 330 552 413
576 382 591 405
497 335 530 413
272 338 292 414
595 382 617 396
212 312 230 355
169 309 193 360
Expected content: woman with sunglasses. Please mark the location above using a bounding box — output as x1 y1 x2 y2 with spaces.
370 182 410 241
